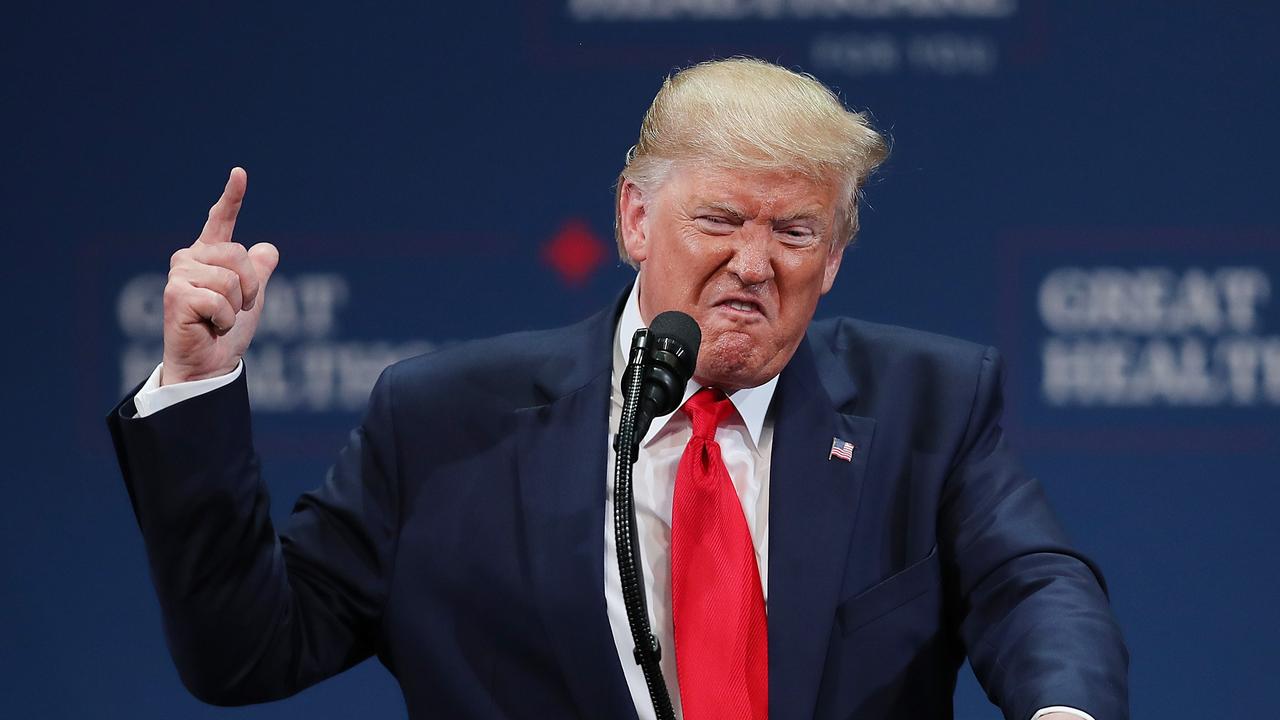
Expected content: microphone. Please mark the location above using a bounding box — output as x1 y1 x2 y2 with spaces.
628 311 702 448
613 310 701 720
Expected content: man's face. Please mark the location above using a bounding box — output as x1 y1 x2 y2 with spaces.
620 164 845 391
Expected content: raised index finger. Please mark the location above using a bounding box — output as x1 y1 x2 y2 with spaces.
197 167 248 245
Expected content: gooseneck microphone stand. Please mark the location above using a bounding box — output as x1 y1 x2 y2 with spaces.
613 328 677 720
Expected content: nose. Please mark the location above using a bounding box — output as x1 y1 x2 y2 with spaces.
727 222 775 286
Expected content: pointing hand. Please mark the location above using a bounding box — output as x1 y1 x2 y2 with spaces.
161 168 279 385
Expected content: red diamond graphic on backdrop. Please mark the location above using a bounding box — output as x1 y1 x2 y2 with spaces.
543 218 606 287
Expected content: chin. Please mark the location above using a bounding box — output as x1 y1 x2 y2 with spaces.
695 333 771 390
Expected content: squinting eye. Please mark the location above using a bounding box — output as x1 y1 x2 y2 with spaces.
695 216 737 233
779 228 818 245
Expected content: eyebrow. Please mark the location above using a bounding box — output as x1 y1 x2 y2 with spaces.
773 210 826 225
695 203 826 225
697 202 746 221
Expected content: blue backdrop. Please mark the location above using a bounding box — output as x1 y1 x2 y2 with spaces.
5 1 1279 717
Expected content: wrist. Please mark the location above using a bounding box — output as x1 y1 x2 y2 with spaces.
159 358 239 386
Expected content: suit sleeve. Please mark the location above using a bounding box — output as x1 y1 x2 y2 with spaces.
939 347 1129 720
106 363 401 705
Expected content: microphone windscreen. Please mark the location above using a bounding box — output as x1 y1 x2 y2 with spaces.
648 311 702 376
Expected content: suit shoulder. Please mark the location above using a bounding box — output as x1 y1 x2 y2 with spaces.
374 314 603 416
810 316 992 369
806 317 998 416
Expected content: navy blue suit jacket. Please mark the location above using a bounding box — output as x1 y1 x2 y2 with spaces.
108 292 1128 719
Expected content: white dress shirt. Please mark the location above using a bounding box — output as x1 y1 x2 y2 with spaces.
131 284 1092 720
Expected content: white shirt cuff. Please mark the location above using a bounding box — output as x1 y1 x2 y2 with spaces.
132 360 244 418
1032 707 1096 720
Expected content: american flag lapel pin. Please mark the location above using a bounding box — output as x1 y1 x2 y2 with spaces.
829 437 856 462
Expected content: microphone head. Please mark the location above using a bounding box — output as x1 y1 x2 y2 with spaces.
620 310 704 453
648 310 701 382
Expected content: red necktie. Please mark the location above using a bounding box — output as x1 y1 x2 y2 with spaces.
671 388 768 720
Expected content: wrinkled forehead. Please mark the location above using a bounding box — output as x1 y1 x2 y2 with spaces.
660 162 844 220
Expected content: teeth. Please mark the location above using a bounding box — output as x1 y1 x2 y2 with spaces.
728 300 756 312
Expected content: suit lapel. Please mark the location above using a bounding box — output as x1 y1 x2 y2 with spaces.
512 294 639 720
768 336 877 720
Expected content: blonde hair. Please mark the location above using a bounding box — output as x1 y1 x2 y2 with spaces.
615 57 889 266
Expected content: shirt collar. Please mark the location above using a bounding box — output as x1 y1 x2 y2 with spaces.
614 279 779 449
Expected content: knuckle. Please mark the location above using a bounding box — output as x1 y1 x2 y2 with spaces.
222 269 241 296
203 294 224 320
162 281 185 311
219 306 237 329
216 243 244 262
162 279 182 300
199 293 220 317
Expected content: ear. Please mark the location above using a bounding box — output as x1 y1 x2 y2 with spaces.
820 240 845 294
618 179 651 264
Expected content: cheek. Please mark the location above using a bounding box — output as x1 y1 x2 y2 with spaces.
771 261 829 332
650 224 698 266
777 256 829 302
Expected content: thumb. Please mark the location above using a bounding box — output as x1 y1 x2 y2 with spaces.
248 242 280 285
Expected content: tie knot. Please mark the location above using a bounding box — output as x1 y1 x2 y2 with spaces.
681 387 735 440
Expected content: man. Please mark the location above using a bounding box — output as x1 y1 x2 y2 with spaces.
109 59 1127 719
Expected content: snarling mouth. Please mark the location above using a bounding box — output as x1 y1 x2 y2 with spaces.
716 296 766 318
